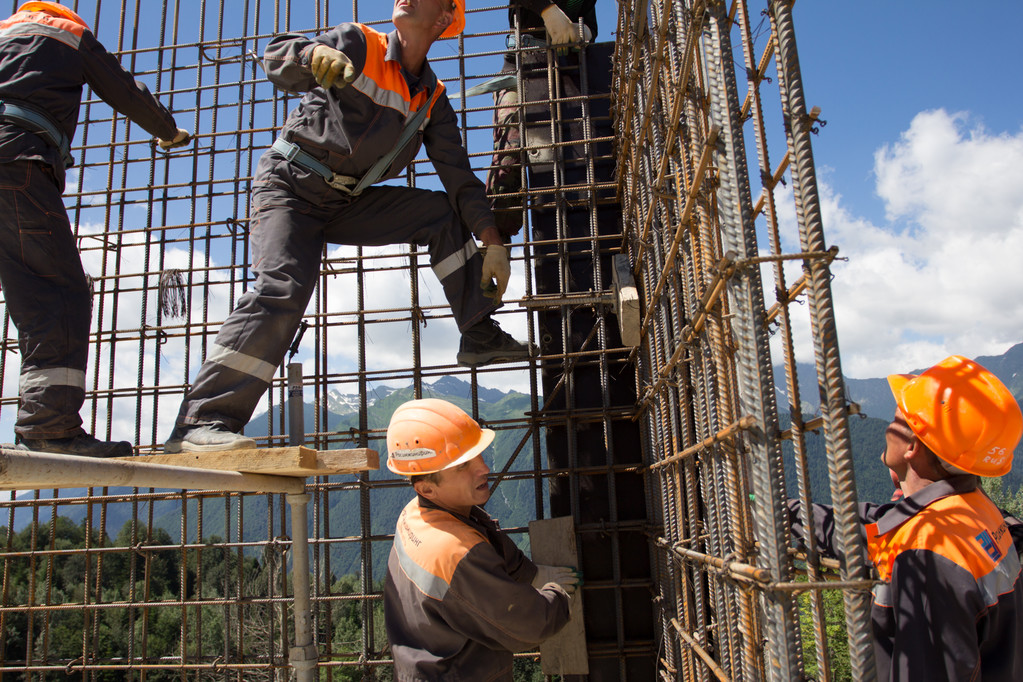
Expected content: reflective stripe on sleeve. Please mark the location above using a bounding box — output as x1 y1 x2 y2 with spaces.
432 240 478 282
978 550 1022 607
394 529 450 601
206 343 277 383
20 367 86 391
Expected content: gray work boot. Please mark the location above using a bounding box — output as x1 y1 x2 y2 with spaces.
456 317 534 367
164 424 256 453
15 433 132 458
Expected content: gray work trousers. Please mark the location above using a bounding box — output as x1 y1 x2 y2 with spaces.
176 152 496 432
0 160 89 439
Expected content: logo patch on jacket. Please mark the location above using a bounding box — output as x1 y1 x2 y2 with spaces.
976 530 1003 562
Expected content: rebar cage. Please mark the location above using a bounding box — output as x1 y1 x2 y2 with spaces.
0 1 874 680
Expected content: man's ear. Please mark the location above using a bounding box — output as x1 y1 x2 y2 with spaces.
436 9 453 35
413 479 436 500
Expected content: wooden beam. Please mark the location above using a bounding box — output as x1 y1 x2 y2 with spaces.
529 515 589 675
114 446 379 477
0 447 304 494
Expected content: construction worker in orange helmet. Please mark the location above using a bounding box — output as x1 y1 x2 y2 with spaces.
0 2 190 457
790 355 1023 681
383 399 579 681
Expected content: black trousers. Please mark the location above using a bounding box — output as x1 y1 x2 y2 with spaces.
0 159 89 439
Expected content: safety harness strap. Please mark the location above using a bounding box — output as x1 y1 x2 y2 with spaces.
0 98 74 168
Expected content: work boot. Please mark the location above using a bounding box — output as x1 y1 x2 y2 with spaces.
456 317 534 367
15 433 132 458
164 424 256 454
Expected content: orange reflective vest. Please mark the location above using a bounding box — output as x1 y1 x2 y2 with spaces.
864 478 1023 681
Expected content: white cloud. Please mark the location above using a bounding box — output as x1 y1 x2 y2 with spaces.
782 109 1023 378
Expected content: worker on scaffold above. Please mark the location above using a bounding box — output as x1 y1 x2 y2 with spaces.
488 1 599 239
164 0 532 454
383 399 579 680
0 2 190 458
789 355 1023 681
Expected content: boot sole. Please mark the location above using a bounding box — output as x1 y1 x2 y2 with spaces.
456 349 532 367
164 438 256 454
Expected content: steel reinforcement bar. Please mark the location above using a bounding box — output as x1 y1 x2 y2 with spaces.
614 1 874 680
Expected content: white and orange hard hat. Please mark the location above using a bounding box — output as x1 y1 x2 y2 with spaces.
386 399 494 476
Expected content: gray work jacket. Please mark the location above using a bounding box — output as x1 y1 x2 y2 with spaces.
384 496 571 681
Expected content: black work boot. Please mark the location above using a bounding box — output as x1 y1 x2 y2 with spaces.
456 317 534 367
15 433 132 458
164 423 256 454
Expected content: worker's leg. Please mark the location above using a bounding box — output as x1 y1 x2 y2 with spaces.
324 186 532 366
324 186 496 331
487 79 525 240
170 170 329 446
0 161 129 456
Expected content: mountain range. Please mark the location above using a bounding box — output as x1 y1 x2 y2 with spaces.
12 343 1023 577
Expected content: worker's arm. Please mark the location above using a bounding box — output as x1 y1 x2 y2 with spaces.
884 549 986 680
423 90 498 242
78 30 180 141
787 498 887 562
442 541 571 652
261 23 367 95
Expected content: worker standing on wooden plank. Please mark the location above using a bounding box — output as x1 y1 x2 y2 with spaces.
0 2 189 457
383 399 579 681
165 0 532 454
790 355 1023 681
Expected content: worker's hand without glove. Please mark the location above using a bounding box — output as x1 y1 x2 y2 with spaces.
531 564 581 596
541 4 584 46
310 44 356 90
157 128 191 150
481 243 510 304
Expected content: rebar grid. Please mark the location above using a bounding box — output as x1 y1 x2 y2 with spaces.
0 1 629 679
614 1 873 680
0 0 873 679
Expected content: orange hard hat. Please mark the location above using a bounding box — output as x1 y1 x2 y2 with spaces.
17 2 89 29
386 399 494 476
888 355 1022 477
439 0 465 39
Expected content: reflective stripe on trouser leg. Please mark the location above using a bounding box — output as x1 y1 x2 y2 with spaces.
20 367 87 392
176 169 327 433
0 160 89 439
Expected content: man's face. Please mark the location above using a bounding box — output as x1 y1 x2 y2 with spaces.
423 455 491 514
881 410 915 482
392 0 451 36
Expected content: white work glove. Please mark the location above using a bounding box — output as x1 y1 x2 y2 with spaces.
310 44 356 90
157 128 191 150
540 4 589 46
480 243 510 304
531 564 582 596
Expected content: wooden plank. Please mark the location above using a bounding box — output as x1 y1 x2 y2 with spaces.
113 447 378 477
529 515 589 675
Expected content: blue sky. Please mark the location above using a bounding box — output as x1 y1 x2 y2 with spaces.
769 1 1023 377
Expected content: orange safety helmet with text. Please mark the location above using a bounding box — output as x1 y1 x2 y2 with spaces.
887 355 1022 477
17 2 89 29
439 0 465 39
386 399 494 476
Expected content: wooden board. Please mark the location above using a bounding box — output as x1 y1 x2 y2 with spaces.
114 446 378 477
529 515 589 675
